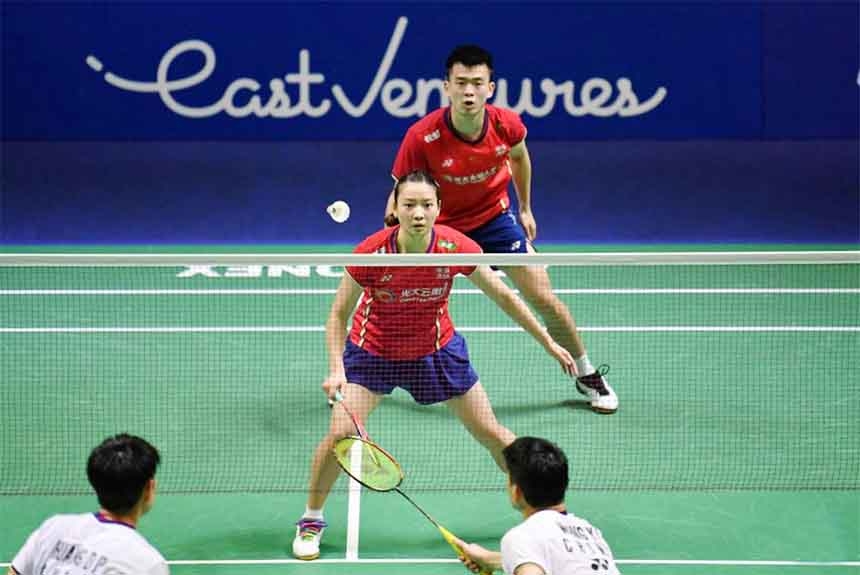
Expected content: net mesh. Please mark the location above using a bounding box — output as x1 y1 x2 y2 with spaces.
1 252 858 494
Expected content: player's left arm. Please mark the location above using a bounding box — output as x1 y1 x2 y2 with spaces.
468 265 574 376
509 140 536 242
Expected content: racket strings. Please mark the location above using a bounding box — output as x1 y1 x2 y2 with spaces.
333 436 403 491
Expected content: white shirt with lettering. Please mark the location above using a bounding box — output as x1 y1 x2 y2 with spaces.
12 512 168 575
501 509 620 575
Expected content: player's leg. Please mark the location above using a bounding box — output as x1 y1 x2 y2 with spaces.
502 263 618 414
293 382 382 559
501 262 586 356
308 383 382 507
446 381 516 471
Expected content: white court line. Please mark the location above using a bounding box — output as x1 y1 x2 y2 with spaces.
3 559 856 567
1 288 858 295
1 326 858 333
345 444 363 560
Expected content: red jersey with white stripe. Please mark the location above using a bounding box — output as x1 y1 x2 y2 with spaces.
345 225 481 360
392 105 527 232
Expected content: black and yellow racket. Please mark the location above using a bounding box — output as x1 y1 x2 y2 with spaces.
331 431 493 574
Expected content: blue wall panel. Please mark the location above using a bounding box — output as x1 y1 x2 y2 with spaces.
3 141 856 244
1 2 858 244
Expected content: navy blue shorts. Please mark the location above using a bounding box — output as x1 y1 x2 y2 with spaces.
465 211 529 254
343 332 479 405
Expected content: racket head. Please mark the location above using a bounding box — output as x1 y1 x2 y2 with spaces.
332 435 404 492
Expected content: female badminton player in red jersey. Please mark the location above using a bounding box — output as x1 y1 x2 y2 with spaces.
292 170 575 560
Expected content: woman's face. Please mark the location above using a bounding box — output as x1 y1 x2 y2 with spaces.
396 181 440 238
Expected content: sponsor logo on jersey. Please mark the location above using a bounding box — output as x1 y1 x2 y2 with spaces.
440 166 499 186
436 239 457 251
400 286 447 302
424 129 440 143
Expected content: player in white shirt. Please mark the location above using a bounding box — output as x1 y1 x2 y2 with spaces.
455 437 621 575
7 434 169 575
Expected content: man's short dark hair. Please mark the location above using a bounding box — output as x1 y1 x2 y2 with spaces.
503 437 568 508
86 434 160 515
445 45 494 79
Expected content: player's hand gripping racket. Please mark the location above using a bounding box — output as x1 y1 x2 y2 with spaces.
329 392 492 574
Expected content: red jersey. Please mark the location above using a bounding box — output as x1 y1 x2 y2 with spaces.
345 225 481 360
392 105 527 232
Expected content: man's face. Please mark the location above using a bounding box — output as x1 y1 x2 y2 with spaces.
445 63 494 117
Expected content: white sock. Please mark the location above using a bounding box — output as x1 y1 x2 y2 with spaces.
575 354 595 377
304 507 324 520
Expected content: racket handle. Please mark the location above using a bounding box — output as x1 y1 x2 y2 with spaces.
438 525 494 574
327 390 344 407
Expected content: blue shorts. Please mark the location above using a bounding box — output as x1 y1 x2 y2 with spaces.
343 332 479 405
466 211 529 254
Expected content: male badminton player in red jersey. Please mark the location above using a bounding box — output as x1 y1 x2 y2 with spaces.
292 170 575 560
386 45 617 415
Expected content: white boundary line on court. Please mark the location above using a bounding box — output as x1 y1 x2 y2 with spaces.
1 288 859 295
3 559 858 567
1 326 858 333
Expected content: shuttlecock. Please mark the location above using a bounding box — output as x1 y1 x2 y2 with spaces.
327 200 351 223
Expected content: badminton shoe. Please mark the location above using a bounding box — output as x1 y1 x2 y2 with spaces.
575 365 618 414
292 518 327 560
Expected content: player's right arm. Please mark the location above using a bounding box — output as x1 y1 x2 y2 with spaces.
451 537 502 573
7 567 21 575
323 273 363 398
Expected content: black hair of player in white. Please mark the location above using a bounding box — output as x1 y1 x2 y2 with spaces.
86 433 161 515
503 436 569 508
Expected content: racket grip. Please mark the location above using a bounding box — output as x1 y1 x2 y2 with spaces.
327 390 344 407
439 526 494 574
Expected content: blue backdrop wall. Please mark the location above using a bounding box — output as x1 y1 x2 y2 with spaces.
2 1 858 244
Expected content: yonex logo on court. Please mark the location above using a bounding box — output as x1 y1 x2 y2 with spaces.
176 265 343 278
